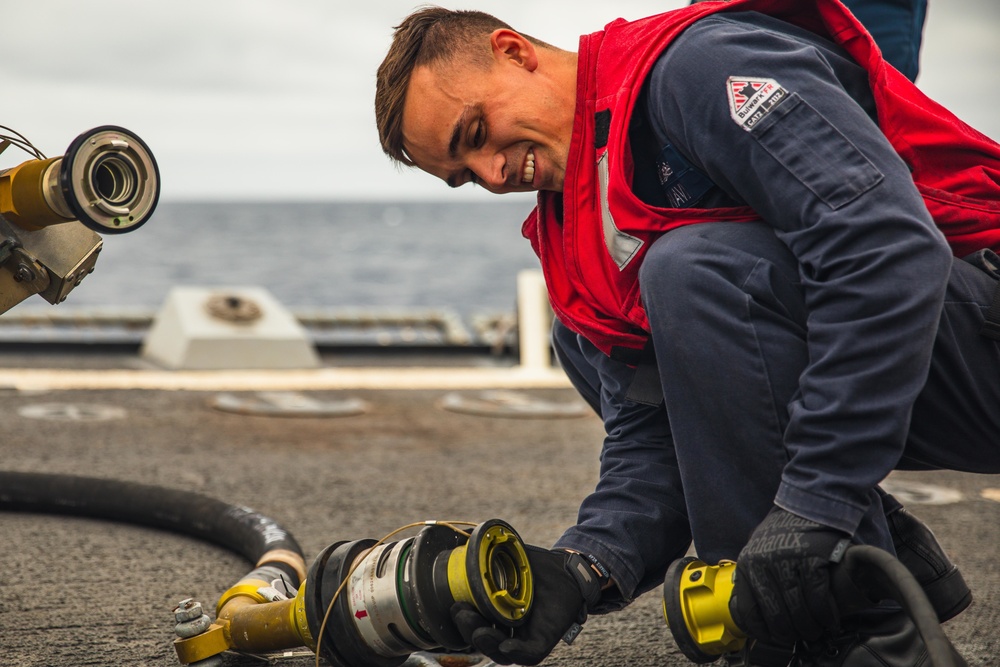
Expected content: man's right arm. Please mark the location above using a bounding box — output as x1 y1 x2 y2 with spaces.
552 330 692 610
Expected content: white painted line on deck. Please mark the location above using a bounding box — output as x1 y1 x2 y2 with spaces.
881 478 963 505
981 488 1000 503
0 367 573 392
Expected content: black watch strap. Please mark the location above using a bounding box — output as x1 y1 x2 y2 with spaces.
563 551 608 608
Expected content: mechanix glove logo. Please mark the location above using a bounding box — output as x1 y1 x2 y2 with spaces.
731 507 849 645
726 76 789 131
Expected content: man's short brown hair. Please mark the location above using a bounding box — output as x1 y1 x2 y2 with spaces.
375 7 518 167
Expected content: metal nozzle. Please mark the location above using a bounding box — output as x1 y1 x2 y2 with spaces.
303 519 534 667
1 125 159 234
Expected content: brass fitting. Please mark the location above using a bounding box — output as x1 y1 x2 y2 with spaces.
173 549 311 665
0 157 72 230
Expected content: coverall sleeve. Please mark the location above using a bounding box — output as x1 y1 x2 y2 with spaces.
553 332 691 610
643 13 954 535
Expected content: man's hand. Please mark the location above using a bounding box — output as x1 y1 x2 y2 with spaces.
450 546 603 666
730 506 851 646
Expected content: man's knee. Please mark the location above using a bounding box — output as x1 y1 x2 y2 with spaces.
638 224 718 305
639 222 796 310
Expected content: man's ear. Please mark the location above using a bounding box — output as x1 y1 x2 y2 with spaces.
491 29 538 71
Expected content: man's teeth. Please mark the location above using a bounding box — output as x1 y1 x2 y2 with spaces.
522 150 535 183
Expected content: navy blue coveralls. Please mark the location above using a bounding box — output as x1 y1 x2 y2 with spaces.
550 11 1000 611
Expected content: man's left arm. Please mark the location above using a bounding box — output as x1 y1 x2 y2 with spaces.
644 13 954 643
646 11 952 541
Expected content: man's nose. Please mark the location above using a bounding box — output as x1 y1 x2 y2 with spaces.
469 153 507 191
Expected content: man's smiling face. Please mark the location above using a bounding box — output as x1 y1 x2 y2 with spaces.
400 30 574 194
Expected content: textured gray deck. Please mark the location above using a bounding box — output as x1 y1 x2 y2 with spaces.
0 351 997 666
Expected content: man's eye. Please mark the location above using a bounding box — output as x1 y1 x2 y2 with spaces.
473 122 485 147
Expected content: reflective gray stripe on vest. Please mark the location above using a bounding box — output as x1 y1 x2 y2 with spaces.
598 151 643 270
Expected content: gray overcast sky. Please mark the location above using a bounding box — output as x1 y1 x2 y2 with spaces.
1 0 996 203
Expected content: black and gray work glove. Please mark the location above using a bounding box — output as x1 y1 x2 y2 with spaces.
731 506 852 646
450 545 603 666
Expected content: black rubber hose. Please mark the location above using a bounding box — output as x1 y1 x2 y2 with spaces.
0 471 304 584
836 545 969 667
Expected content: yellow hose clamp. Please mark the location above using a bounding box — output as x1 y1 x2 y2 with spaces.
291 583 315 649
216 581 270 616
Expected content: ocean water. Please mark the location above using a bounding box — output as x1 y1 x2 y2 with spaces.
23 199 543 319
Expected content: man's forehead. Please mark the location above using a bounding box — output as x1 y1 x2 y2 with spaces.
402 66 472 167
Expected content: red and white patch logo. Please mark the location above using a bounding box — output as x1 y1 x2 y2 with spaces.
727 76 789 131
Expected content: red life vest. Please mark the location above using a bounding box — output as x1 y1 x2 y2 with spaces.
522 0 1000 358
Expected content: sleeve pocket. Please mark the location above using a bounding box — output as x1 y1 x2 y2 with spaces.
752 93 884 210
